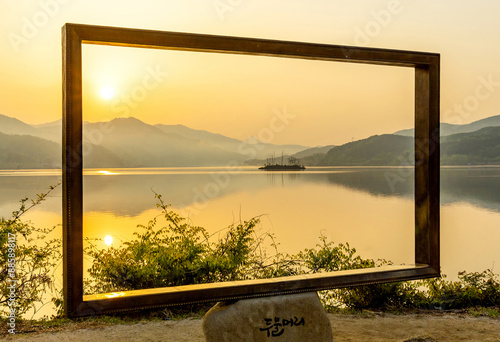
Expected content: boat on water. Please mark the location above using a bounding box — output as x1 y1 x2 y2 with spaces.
259 164 306 170
258 155 306 171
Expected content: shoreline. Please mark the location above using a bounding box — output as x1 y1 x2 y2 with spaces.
2 164 500 172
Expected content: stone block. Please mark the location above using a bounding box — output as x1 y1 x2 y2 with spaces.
203 292 333 342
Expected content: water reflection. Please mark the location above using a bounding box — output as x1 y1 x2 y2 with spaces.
1 167 500 218
441 167 500 212
77 166 498 216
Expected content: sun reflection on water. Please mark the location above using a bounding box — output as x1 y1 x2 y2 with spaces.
104 292 125 299
96 170 119 175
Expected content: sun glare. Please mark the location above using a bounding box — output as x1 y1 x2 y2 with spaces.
97 170 118 175
104 292 125 299
104 235 113 246
100 86 115 100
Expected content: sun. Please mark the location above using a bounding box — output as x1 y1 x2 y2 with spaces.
100 86 116 100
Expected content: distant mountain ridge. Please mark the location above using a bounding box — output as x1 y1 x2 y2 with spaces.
0 131 59 169
0 114 60 142
394 115 500 137
301 134 413 166
0 114 310 168
292 145 336 159
301 126 500 166
0 131 124 169
441 126 500 165
0 114 38 136
1 113 500 168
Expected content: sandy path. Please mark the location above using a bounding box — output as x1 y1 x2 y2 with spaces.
3 313 500 341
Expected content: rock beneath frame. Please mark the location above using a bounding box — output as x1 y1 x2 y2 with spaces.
203 292 333 342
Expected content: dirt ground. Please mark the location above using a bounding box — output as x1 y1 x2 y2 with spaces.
2 312 500 342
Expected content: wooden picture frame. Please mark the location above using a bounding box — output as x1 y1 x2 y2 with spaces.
62 23 440 317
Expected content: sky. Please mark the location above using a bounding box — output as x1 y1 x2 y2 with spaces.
1 0 500 146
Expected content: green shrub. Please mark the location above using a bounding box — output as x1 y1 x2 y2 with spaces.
0 184 61 319
330 281 427 310
295 235 427 310
469 306 500 318
298 235 373 272
424 270 500 309
84 193 267 294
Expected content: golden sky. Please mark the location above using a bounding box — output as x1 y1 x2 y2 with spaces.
1 0 500 146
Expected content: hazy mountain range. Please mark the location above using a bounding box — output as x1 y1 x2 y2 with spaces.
298 118 500 166
394 115 500 137
253 114 500 166
0 114 308 168
1 114 499 168
298 126 500 166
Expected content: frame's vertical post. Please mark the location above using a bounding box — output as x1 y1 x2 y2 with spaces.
62 24 84 318
414 59 440 272
428 60 440 273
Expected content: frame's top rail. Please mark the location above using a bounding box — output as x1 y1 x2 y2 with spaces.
63 23 439 68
